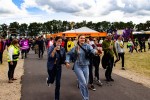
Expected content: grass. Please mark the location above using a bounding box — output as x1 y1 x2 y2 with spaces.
115 42 150 77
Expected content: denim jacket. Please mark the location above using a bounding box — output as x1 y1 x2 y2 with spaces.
65 43 96 66
47 45 66 70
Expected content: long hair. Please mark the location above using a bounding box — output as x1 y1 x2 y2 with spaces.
77 34 85 45
11 39 18 45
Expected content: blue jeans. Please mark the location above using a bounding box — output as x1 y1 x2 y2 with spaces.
47 65 62 100
74 63 89 100
129 46 133 53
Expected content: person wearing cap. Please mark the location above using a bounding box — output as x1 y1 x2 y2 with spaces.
102 33 118 82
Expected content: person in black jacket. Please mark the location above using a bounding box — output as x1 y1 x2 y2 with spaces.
37 36 45 59
46 36 66 100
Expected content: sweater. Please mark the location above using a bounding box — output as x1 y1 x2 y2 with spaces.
102 40 118 58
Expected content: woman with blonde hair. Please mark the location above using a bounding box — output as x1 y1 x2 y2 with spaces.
66 34 99 100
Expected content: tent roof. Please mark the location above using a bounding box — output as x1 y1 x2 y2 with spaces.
63 27 99 33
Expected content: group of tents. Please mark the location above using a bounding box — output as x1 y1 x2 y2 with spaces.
45 26 150 39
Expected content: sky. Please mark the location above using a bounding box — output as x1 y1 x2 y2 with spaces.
0 0 150 25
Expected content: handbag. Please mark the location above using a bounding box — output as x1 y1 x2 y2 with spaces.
102 54 107 69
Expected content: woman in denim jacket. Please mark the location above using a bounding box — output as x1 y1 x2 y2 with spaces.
46 36 66 100
66 34 98 100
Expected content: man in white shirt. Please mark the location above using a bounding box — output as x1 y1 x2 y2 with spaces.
99 38 103 44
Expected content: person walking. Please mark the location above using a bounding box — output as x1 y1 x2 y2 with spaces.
102 33 118 82
65 34 98 100
0 37 5 64
85 38 96 91
114 35 125 70
20 38 29 59
7 39 20 83
133 38 138 53
148 36 150 50
46 36 66 100
142 37 146 52
92 38 103 85
67 38 75 52
127 38 134 53
47 37 54 49
37 36 45 59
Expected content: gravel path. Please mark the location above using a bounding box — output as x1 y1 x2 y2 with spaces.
0 51 24 100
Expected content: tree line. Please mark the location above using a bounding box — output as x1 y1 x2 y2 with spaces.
0 20 150 37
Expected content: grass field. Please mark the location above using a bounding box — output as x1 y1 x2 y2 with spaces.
114 42 150 77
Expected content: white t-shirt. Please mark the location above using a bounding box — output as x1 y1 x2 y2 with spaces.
99 40 103 44
89 41 94 45
48 40 53 47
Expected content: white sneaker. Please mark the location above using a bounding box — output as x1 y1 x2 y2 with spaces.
97 80 103 86
46 78 50 87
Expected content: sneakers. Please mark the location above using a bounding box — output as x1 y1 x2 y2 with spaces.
89 84 96 91
110 78 114 81
96 80 103 86
8 80 13 83
12 78 17 81
46 78 50 87
122 67 125 70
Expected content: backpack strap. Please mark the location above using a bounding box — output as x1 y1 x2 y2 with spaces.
78 43 87 54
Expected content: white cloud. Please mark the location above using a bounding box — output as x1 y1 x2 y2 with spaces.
0 0 27 15
0 0 150 24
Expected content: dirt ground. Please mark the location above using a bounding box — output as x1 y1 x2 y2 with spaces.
113 68 150 88
0 51 24 100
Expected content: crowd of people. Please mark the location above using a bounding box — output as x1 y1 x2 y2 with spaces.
0 34 150 100
45 34 150 100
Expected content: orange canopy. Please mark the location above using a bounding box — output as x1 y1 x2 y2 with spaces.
51 27 107 38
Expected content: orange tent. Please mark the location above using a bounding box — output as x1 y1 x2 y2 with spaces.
51 27 107 38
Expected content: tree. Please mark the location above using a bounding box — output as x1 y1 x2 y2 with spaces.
0 24 8 37
9 22 20 31
28 22 43 36
19 23 28 35
100 21 111 32
136 23 144 31
145 21 150 30
126 21 134 29
86 21 94 29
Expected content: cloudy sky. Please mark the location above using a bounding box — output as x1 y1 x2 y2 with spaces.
0 0 150 24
